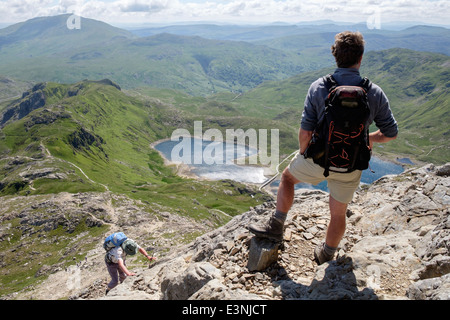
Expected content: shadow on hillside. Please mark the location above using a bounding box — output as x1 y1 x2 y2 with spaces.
268 256 379 300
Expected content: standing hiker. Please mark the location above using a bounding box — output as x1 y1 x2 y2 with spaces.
249 31 398 265
104 235 156 294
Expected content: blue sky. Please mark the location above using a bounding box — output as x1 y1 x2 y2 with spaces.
0 0 449 27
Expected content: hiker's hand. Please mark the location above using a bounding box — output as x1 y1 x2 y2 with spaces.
127 272 136 276
369 130 397 149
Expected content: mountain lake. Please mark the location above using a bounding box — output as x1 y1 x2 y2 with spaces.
154 137 405 192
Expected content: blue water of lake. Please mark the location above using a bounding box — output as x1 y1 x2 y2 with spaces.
154 137 266 184
154 137 404 191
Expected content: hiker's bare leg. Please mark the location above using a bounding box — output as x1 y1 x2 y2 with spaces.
276 168 300 214
248 168 300 240
325 195 348 248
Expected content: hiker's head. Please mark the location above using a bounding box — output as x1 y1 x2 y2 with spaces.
121 239 138 255
331 31 365 68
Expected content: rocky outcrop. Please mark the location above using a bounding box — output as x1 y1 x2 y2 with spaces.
0 83 46 127
91 163 449 300
3 163 448 300
67 126 107 157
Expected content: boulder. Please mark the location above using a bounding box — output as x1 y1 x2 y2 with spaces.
161 262 222 300
247 237 279 272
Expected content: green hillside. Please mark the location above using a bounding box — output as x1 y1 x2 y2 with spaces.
361 49 450 164
0 16 448 169
0 79 276 297
0 80 268 220
195 48 449 165
0 15 309 96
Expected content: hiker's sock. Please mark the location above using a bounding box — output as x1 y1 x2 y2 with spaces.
323 243 337 257
273 210 287 224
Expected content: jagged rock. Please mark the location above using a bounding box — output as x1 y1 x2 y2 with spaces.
247 237 279 272
161 261 222 300
407 274 450 300
103 282 154 300
166 163 449 300
4 163 449 300
19 168 67 181
68 127 107 159
305 256 379 300
0 85 46 127
436 164 450 177
189 279 265 300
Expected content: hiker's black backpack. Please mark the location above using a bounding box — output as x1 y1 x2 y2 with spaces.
304 74 372 177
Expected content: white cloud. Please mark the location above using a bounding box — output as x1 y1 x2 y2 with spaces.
117 0 171 13
0 0 448 26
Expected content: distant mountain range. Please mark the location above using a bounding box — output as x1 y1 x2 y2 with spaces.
0 15 307 95
0 14 448 165
0 14 449 95
131 24 450 58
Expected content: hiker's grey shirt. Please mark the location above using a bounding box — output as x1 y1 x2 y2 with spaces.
301 68 398 138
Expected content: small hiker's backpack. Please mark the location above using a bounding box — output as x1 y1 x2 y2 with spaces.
304 74 372 177
103 232 128 251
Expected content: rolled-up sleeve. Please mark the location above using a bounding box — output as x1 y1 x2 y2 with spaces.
369 84 398 138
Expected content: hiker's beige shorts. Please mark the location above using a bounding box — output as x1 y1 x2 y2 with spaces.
288 153 362 204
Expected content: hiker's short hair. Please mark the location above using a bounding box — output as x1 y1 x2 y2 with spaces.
331 31 365 68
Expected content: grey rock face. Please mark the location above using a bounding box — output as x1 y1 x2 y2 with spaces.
11 163 448 300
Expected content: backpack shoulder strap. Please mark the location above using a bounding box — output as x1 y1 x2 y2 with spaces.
359 77 371 92
323 74 338 92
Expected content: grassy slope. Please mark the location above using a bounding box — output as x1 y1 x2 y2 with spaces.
0 80 273 296
194 48 449 164
360 49 450 164
0 80 269 217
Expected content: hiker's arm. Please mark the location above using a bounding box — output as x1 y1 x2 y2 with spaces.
299 88 321 157
139 247 156 261
118 259 135 276
299 128 313 155
369 130 397 149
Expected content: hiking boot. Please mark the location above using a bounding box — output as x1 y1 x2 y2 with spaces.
248 216 284 242
314 243 335 265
